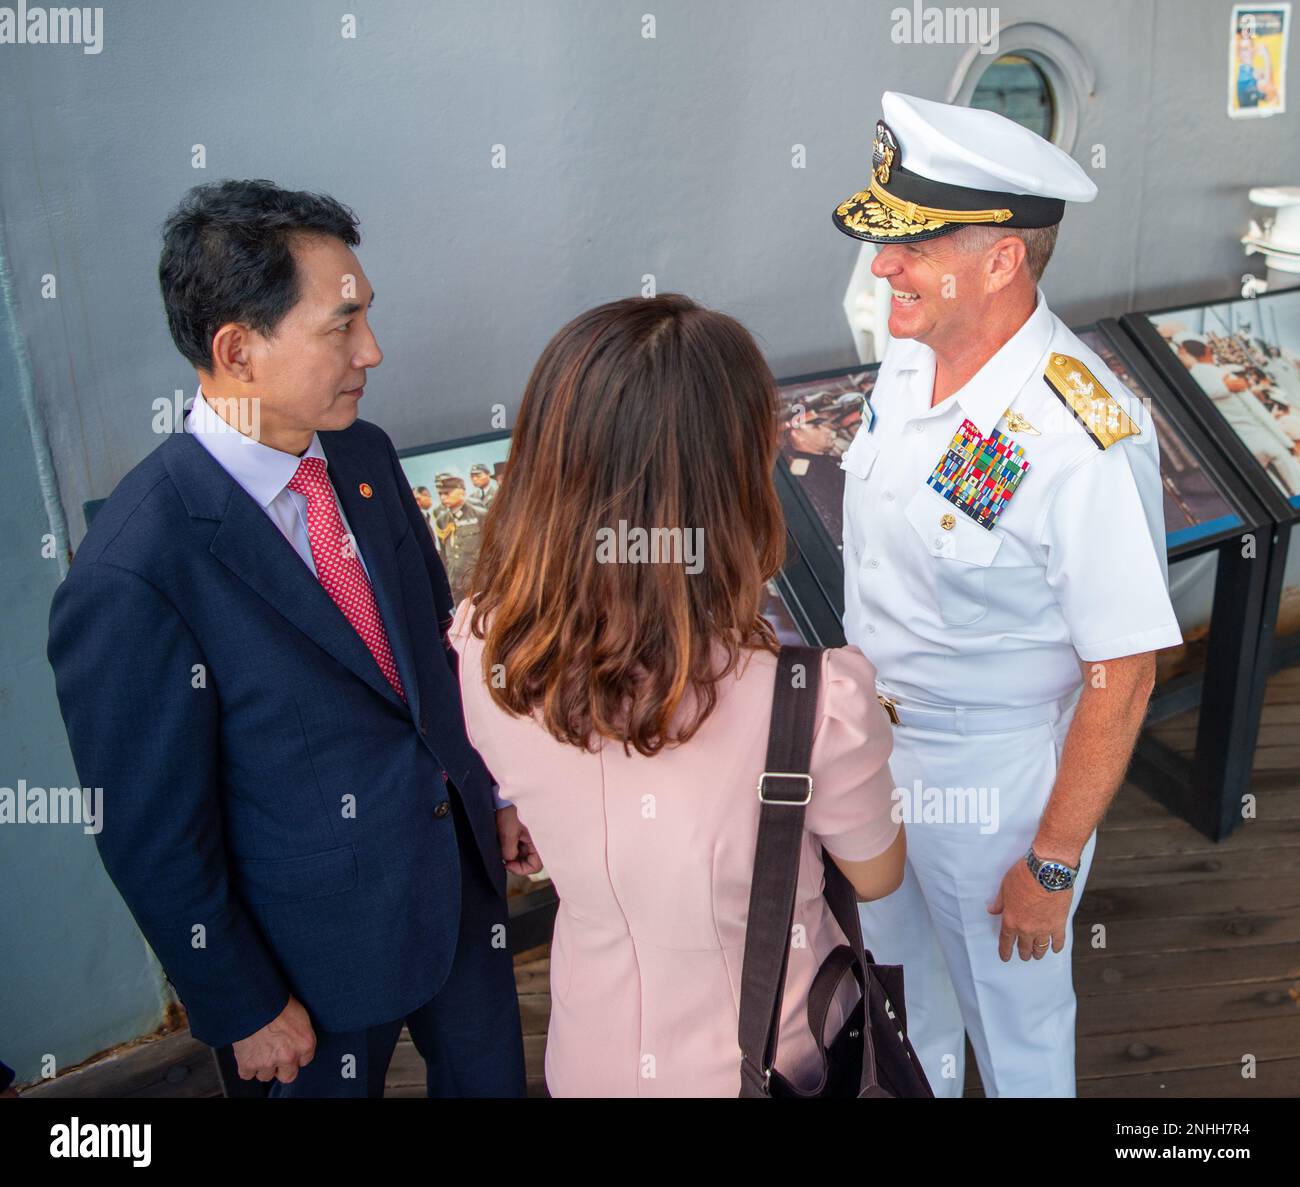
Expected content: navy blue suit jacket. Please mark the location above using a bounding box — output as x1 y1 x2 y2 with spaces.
47 418 504 1048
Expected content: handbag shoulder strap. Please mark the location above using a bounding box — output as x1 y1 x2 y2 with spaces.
737 643 822 1096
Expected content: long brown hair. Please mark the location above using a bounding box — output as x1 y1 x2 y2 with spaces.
467 293 786 756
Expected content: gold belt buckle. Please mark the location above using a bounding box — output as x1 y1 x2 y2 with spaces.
877 694 900 726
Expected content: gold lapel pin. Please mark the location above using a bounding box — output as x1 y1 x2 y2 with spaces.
359 482 374 498
1003 409 1040 435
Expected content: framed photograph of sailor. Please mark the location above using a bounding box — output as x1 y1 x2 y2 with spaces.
776 366 876 565
1124 287 1300 509
398 429 510 609
772 364 882 615
1122 287 1300 673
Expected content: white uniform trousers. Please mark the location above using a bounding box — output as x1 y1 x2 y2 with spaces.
858 692 1096 1098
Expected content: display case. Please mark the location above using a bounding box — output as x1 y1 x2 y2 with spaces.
1122 286 1300 675
771 320 1273 839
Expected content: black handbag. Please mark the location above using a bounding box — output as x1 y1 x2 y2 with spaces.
737 644 934 1098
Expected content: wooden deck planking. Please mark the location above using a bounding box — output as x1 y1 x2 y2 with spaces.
1070 666 1300 1097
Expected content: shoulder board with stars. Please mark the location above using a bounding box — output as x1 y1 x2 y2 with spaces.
1043 353 1139 450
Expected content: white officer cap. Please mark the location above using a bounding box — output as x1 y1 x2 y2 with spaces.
834 91 1098 244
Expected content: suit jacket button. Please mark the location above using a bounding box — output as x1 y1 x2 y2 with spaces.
434 800 451 819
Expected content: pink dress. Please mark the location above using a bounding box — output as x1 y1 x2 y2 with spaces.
449 602 900 1097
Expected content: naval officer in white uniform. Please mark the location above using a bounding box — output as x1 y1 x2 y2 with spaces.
831 92 1183 1097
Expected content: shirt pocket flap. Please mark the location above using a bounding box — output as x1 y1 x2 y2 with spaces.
838 430 880 480
904 487 1004 567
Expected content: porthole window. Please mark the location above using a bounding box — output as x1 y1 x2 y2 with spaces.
947 22 1094 152
969 54 1055 140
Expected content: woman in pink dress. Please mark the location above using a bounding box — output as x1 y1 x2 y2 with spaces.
450 293 906 1097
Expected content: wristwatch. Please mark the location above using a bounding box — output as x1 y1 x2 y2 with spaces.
1026 846 1078 892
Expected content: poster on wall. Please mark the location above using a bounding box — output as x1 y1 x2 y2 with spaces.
1229 3 1289 118
399 433 510 607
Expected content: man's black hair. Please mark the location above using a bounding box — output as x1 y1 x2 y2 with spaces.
159 179 360 370
1181 338 1210 361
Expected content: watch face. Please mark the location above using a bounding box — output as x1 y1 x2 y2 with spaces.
1037 862 1073 891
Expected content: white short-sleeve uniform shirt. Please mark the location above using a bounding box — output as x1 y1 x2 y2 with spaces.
840 290 1183 710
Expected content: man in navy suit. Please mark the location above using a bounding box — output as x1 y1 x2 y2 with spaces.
47 179 538 1097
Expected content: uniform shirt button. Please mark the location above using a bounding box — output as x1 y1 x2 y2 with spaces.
913 424 924 434
434 800 451 819
868 558 880 569
933 537 945 549
866 624 877 635
883 490 895 503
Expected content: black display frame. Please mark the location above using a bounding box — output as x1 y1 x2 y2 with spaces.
770 321 1275 841
770 517 846 648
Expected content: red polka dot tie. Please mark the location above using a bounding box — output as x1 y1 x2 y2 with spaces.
287 457 406 702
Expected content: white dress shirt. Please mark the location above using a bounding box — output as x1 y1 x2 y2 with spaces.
840 290 1183 710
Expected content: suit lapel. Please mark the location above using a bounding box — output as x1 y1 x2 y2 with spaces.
166 431 411 714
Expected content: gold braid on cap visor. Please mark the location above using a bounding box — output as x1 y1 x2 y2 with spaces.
868 172 1013 226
